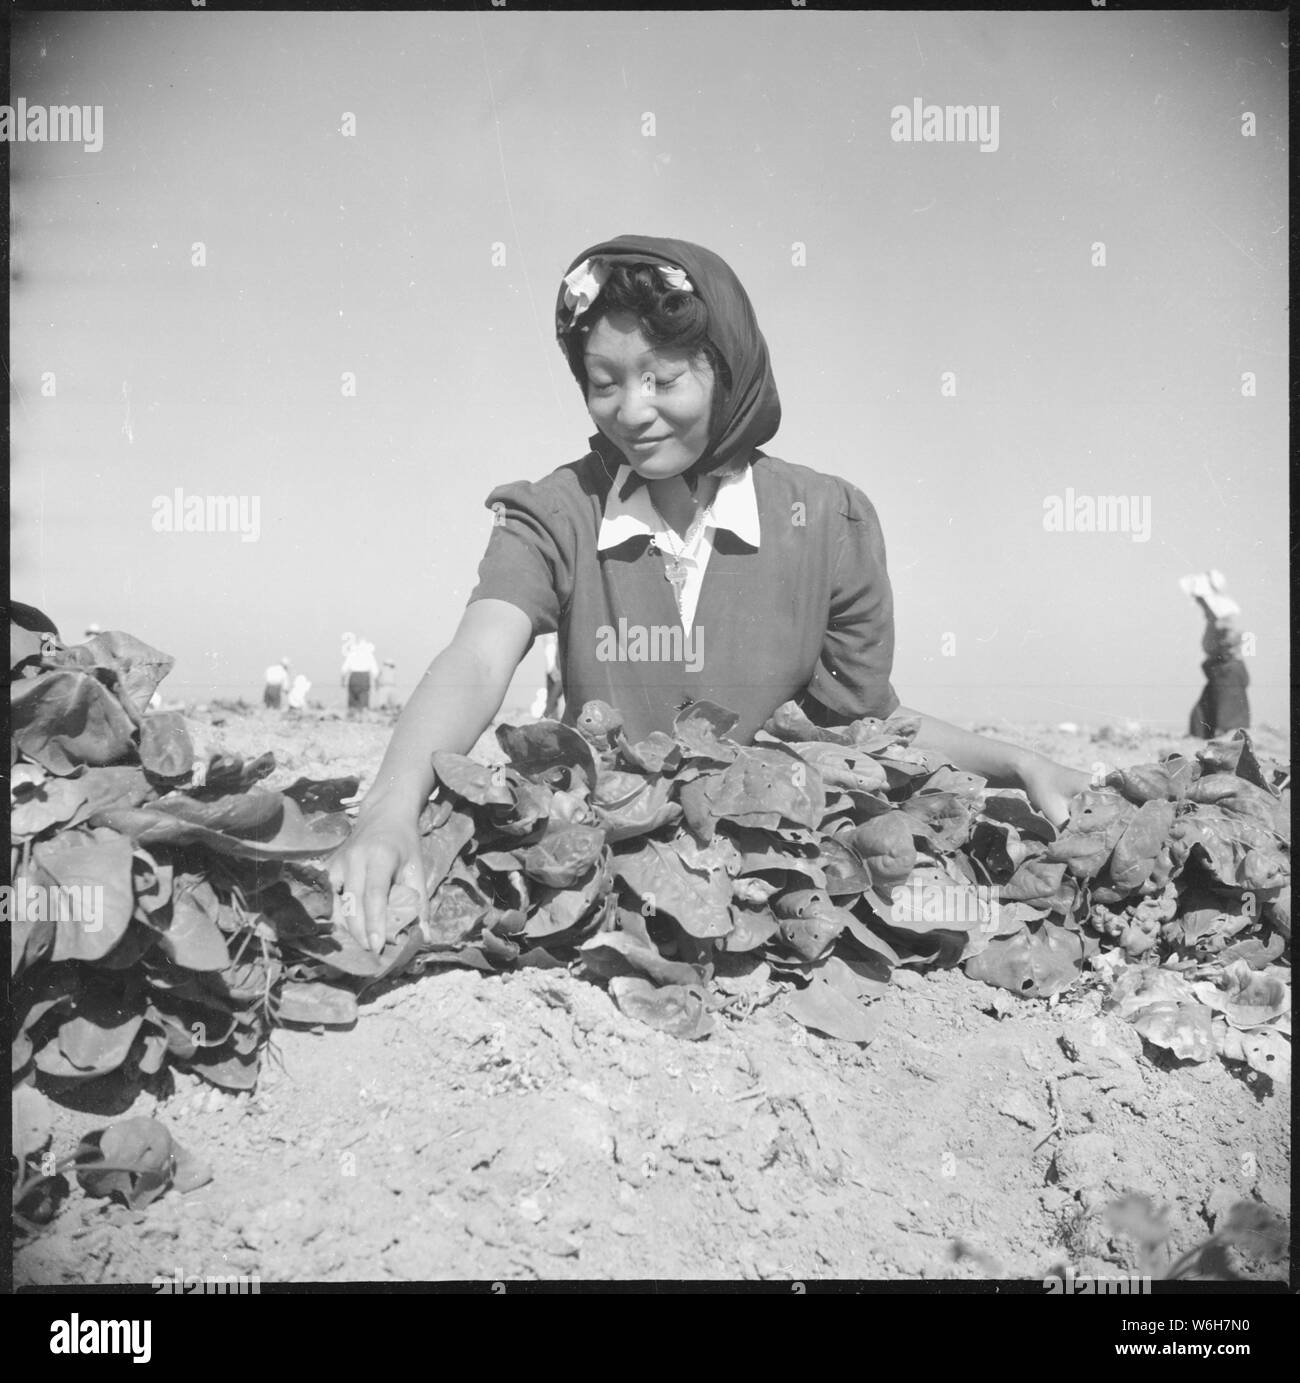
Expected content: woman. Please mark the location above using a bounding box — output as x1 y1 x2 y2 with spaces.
332 235 1087 951
374 659 399 712
287 673 312 714
340 636 379 716
1185 580 1250 738
263 656 290 710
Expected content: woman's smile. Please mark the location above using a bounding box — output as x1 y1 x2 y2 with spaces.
583 310 715 478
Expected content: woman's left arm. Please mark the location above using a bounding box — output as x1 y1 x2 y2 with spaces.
806 482 1089 825
898 706 1090 827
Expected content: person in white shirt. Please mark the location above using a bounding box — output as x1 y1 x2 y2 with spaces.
263 657 291 710
528 633 564 720
1181 571 1249 737
287 673 312 713
341 637 379 715
374 658 398 711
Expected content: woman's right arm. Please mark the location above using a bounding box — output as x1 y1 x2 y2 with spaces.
328 598 534 951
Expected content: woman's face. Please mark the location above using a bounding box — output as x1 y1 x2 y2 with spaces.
583 310 715 480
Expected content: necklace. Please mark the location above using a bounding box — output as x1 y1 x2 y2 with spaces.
650 506 700 609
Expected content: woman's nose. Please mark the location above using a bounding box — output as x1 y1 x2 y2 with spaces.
616 376 658 427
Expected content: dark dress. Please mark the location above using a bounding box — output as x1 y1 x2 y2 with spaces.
467 445 899 745
1188 618 1250 738
347 672 371 712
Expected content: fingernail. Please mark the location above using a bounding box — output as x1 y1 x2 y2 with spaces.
368 932 384 953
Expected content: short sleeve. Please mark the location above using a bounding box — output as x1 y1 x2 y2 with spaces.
466 478 574 639
799 481 899 723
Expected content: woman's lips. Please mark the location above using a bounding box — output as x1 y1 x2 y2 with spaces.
628 435 669 450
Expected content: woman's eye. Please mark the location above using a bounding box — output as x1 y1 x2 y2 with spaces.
588 375 679 396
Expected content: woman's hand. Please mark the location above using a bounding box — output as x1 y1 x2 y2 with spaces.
327 802 427 953
323 599 532 949
903 706 1091 828
1015 754 1091 829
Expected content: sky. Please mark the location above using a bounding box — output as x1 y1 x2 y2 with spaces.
8 9 1290 731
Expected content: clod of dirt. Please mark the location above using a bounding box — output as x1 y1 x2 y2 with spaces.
997 1089 1041 1129
1057 1017 1143 1082
1053 1132 1119 1191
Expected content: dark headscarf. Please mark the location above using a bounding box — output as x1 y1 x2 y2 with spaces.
555 234 781 493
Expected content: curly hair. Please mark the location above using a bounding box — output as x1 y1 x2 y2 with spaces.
561 263 732 439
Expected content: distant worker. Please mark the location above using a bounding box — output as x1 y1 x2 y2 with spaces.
374 658 398 711
530 631 562 720
1181 570 1250 738
264 656 291 711
287 673 312 713
341 636 379 715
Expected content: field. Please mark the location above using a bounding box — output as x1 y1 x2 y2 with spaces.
14 709 1290 1286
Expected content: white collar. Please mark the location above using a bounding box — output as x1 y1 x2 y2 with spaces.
596 463 761 551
